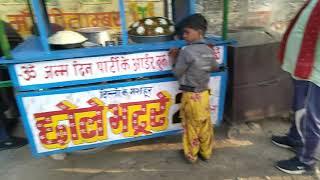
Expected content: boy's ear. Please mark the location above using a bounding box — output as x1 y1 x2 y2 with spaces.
197 29 205 36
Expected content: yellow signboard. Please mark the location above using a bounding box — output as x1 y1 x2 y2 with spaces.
0 0 165 38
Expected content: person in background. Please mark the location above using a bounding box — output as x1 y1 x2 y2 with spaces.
0 22 27 150
0 105 27 151
271 0 320 175
169 13 219 164
0 22 63 154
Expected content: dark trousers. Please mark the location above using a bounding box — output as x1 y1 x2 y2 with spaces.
0 105 9 141
0 67 19 141
0 68 11 141
288 79 320 165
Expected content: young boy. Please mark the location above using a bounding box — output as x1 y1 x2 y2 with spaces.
170 14 219 163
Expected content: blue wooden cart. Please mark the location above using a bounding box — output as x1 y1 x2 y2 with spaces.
0 0 233 158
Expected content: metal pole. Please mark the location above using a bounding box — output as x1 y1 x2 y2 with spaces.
0 81 12 88
222 0 229 40
30 0 50 52
0 20 12 59
119 0 128 45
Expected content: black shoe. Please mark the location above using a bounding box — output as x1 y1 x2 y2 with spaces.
0 137 28 151
271 135 302 149
276 157 315 175
272 135 320 161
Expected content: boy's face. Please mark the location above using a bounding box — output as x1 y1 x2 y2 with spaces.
182 27 202 43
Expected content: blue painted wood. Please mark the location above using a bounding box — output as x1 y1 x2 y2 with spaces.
16 72 226 157
15 71 173 92
17 76 178 97
35 130 182 158
2 0 232 157
8 45 228 91
5 38 230 91
118 0 129 45
16 72 226 106
0 38 183 64
15 91 39 157
189 0 196 14
216 71 228 126
0 37 233 64
30 0 50 53
8 64 20 89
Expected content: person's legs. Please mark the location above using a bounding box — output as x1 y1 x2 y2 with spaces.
199 117 213 160
180 90 213 163
0 96 27 151
298 82 320 166
198 91 213 160
181 92 200 163
276 82 320 175
0 109 9 141
272 79 308 149
182 117 200 163
287 79 309 142
0 68 19 133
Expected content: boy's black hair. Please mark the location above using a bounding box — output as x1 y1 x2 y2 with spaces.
175 13 208 37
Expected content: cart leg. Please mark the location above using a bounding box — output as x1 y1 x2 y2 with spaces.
50 153 67 160
70 146 107 155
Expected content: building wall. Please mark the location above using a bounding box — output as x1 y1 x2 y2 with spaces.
197 0 307 34
0 0 307 39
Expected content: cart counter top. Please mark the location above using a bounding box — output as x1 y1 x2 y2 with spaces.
0 36 235 64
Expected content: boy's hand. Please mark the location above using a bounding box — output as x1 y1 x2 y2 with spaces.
169 48 180 59
169 48 180 66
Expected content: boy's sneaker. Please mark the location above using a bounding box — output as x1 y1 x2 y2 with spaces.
271 135 302 149
276 157 315 175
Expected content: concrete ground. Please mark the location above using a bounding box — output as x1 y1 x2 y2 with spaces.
0 118 319 180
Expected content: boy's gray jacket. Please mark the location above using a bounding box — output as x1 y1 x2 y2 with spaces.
172 39 219 92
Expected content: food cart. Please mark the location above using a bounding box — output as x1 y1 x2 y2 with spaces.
0 0 232 158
